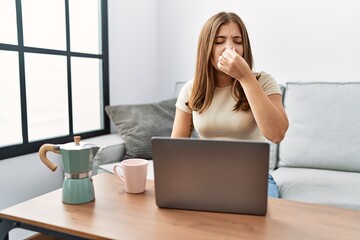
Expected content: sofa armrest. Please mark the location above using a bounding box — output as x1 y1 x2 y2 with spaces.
85 134 125 164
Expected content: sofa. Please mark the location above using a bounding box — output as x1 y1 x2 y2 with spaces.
270 82 360 210
102 81 360 211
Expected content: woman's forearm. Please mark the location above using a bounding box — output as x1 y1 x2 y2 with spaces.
240 76 289 143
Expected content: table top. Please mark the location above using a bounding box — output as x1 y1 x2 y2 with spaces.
1 173 360 240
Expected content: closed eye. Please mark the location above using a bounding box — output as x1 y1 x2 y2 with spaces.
214 36 242 44
233 37 242 44
214 36 226 44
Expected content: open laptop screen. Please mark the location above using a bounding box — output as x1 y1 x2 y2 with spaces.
151 137 269 215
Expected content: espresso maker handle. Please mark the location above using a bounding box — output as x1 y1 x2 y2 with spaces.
39 144 60 171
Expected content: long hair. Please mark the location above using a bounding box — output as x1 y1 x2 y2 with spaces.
188 12 254 113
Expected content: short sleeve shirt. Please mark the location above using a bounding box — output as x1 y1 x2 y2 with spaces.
175 72 281 140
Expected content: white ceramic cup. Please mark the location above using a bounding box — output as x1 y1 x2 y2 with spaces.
113 159 148 194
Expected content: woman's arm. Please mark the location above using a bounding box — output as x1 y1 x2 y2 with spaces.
219 48 289 143
171 108 193 138
241 80 289 143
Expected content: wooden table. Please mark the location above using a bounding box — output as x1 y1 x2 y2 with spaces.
1 173 360 240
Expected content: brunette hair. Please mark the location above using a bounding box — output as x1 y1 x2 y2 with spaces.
188 12 254 112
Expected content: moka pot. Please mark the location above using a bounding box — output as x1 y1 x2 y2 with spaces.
39 136 99 204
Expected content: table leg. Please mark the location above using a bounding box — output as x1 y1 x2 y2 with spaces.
1 218 88 240
0 218 17 240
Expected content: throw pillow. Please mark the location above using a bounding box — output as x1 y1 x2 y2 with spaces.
105 98 177 160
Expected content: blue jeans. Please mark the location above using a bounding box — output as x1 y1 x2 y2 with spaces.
268 174 279 198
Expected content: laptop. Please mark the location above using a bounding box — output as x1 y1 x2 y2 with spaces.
151 137 270 216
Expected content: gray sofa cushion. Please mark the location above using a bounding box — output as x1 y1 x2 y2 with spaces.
278 82 360 172
272 167 360 210
105 99 176 160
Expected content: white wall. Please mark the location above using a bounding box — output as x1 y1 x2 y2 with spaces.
108 0 360 103
108 0 159 104
155 0 360 100
0 152 63 210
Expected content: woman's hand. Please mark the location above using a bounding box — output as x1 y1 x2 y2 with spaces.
217 47 252 81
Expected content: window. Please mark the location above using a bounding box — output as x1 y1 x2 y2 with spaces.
0 0 109 160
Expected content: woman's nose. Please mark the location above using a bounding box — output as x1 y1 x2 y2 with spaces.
225 41 233 50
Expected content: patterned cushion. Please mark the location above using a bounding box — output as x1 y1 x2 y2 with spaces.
105 99 176 159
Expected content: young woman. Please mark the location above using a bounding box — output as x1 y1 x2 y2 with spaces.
171 12 289 197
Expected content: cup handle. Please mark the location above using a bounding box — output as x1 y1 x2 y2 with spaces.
113 165 125 183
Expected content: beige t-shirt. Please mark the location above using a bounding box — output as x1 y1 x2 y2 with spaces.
175 72 281 140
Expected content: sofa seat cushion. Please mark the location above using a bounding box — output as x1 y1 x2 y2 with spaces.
272 167 360 210
279 82 360 172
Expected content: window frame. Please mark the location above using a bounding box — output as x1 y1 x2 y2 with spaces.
0 0 109 160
